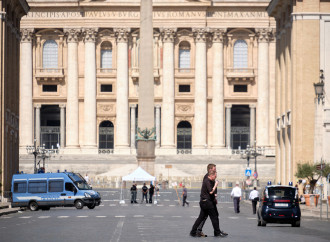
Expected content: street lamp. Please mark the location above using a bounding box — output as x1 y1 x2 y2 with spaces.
314 70 325 103
26 139 50 174
240 141 264 180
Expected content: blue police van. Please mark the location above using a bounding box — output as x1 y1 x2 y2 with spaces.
11 172 101 211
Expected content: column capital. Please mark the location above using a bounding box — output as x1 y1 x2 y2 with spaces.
130 104 137 108
160 28 177 43
256 28 273 43
20 28 34 42
83 28 98 43
114 28 131 43
210 28 226 43
225 104 232 108
249 104 256 109
193 27 209 43
59 104 66 108
155 104 161 109
64 28 81 43
34 104 41 109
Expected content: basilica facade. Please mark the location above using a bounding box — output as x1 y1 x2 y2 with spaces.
19 0 276 158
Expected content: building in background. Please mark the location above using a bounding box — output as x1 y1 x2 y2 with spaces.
0 0 29 200
18 0 277 183
267 0 330 185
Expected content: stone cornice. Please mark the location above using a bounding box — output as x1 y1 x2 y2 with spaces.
20 28 34 42
114 28 130 43
210 28 226 43
83 28 98 42
64 28 81 43
193 27 209 43
160 28 177 43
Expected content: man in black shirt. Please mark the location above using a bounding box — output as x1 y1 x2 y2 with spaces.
190 170 228 238
149 183 155 203
141 183 148 203
130 183 137 204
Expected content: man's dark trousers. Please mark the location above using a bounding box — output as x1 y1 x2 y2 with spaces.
233 197 240 213
191 200 221 236
252 200 257 214
142 193 148 203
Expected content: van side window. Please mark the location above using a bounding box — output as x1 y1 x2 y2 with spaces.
65 182 75 192
14 181 27 193
28 181 47 193
49 180 64 192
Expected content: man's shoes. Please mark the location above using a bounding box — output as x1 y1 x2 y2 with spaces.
190 232 197 237
197 232 207 237
215 232 228 237
220 231 228 236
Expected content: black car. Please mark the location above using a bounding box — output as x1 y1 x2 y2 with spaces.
257 185 301 227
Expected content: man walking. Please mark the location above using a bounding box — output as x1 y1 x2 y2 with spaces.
249 187 259 214
182 185 189 207
141 183 148 203
231 181 242 213
190 170 228 238
149 182 155 204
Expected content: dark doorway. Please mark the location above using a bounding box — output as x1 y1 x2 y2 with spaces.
231 105 250 149
177 121 192 154
99 121 114 150
40 105 60 149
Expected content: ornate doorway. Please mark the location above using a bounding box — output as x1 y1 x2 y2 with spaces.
177 121 192 154
99 121 114 153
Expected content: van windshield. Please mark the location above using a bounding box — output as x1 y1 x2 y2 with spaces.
68 173 91 190
268 187 296 199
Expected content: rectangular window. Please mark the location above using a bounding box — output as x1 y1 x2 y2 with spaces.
101 84 112 92
179 85 190 93
14 181 27 193
234 85 248 92
43 85 57 92
49 180 64 192
28 181 47 193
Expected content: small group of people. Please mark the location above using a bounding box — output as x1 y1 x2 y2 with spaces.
130 182 155 204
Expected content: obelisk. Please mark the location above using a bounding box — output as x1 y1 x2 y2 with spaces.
137 0 155 175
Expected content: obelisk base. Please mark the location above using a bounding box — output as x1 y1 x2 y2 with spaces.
137 140 155 176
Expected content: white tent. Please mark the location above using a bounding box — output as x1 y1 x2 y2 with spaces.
122 166 155 182
120 167 156 204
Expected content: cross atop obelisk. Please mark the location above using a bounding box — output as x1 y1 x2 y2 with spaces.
136 0 155 175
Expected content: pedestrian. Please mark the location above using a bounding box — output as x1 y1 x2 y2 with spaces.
141 183 148 203
149 182 155 203
231 181 242 213
248 187 259 214
182 185 189 207
130 183 138 204
84 174 89 183
190 170 228 238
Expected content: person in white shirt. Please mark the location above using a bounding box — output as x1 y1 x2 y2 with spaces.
84 174 89 183
249 187 259 214
231 181 242 213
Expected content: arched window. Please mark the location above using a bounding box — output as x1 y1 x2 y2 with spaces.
179 41 190 72
233 40 248 69
99 121 114 150
177 121 192 153
43 40 58 69
101 41 112 69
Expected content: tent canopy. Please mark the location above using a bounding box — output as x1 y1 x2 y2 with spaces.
122 167 155 182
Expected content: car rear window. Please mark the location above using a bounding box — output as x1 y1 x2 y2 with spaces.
268 187 296 198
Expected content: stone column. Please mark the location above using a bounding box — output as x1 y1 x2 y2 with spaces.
155 105 161 148
256 29 270 147
193 28 208 148
211 29 226 148
35 104 41 147
115 28 130 148
130 104 137 148
249 104 256 146
64 29 80 148
60 104 66 148
225 104 232 148
19 28 34 148
83 28 98 148
161 28 176 148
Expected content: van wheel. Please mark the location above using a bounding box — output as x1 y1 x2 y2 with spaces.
87 204 96 209
29 201 39 211
75 200 84 209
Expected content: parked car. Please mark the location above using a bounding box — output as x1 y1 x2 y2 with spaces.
257 185 301 227
11 172 101 211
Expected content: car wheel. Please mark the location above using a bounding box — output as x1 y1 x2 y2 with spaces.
87 204 96 209
29 201 39 211
292 221 300 227
74 200 84 209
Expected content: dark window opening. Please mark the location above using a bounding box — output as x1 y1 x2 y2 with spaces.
101 84 113 92
42 85 57 92
28 181 47 193
49 180 64 192
14 182 27 193
179 85 190 93
234 85 247 92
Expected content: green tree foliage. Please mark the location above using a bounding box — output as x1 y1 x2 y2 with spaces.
295 162 330 194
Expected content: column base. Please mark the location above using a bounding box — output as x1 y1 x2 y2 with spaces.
137 140 155 176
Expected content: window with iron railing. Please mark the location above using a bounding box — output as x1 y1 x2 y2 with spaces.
43 40 58 69
179 41 191 73
101 41 113 70
233 39 248 70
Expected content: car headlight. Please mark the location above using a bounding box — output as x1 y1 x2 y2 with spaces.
84 192 91 198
